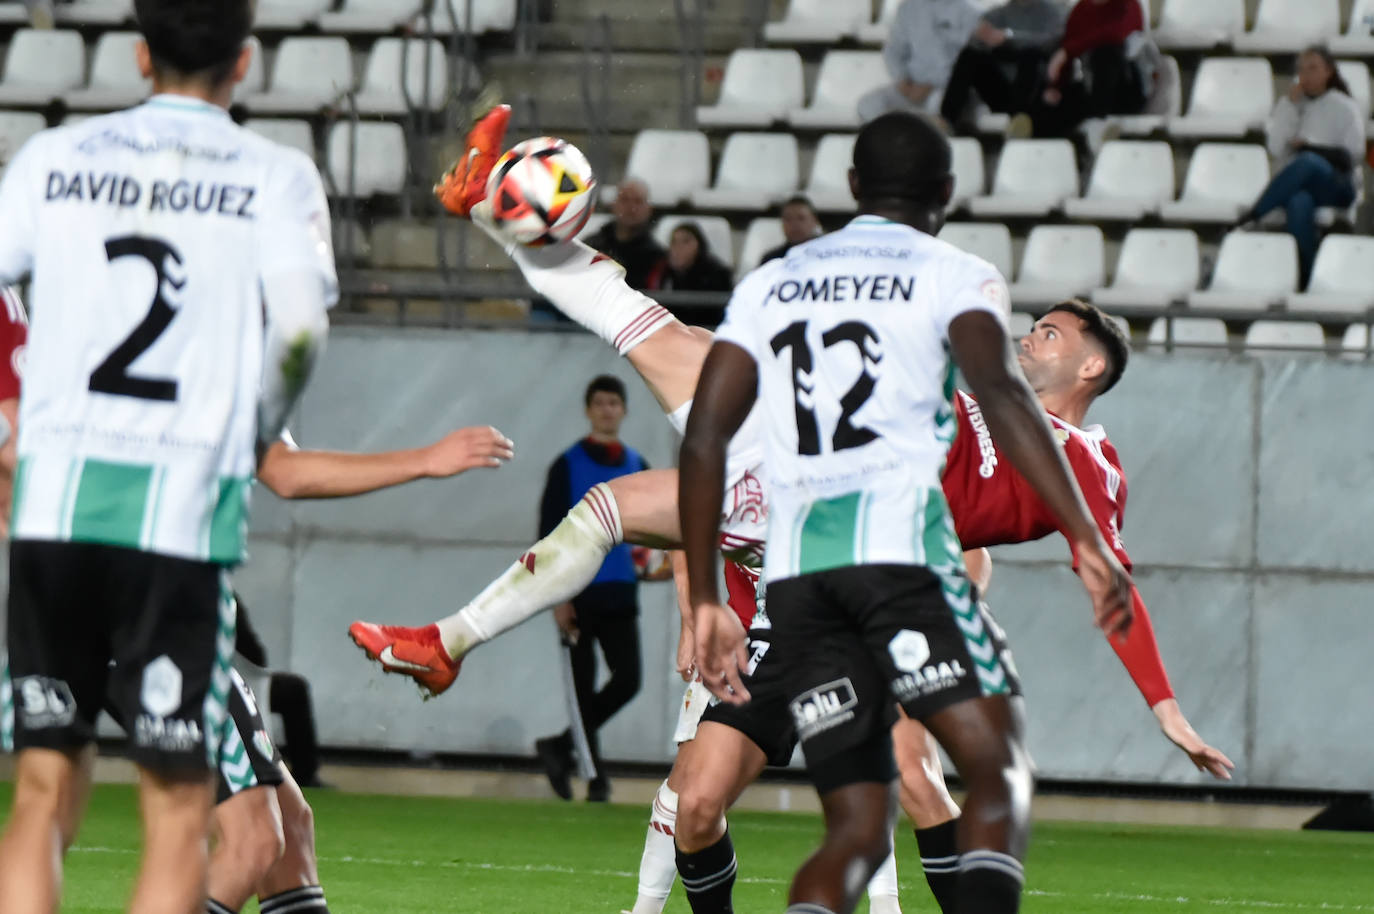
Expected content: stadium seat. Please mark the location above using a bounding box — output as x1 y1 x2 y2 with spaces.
426 0 519 34
0 4 25 24
803 133 857 212
317 0 426 33
1009 226 1105 306
1064 141 1175 221
0 29 85 107
1336 61 1372 124
654 215 735 269
242 37 354 115
1233 0 1340 55
1147 317 1229 347
787 52 889 131
937 222 1014 279
0 111 45 178
857 0 903 45
765 0 869 43
737 218 785 279
326 122 408 198
63 31 148 111
55 0 132 26
949 137 985 211
1158 143 1269 224
1341 323 1371 355
1331 0 1374 56
576 212 612 242
620 130 710 207
1285 236 1374 316
354 38 452 116
1188 232 1298 311
696 49 805 129
255 0 331 30
1114 55 1183 135
1244 320 1326 350
691 133 799 212
232 37 267 105
245 119 317 161
969 139 1079 218
1008 311 1035 338
1168 58 1273 139
1154 0 1244 50
1092 229 1200 308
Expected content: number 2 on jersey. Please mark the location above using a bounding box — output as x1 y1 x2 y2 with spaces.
770 320 882 456
89 236 184 402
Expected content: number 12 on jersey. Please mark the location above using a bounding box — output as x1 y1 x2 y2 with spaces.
770 320 882 456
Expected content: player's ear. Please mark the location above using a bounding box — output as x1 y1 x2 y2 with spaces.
230 41 254 87
135 40 155 80
1079 351 1108 388
937 174 955 208
847 167 861 201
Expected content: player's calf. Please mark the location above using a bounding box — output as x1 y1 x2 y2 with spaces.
207 785 285 912
129 768 215 914
0 747 90 914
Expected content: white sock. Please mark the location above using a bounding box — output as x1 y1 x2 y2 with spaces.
435 483 623 657
866 847 902 914
630 780 679 914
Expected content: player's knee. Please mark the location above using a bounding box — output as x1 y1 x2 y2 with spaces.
280 795 315 854
233 816 286 879
12 754 72 821
674 783 728 849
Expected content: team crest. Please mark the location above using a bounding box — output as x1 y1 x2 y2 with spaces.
253 729 275 760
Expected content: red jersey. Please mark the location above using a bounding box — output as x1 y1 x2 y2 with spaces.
0 287 26 403
941 392 1173 708
724 560 761 629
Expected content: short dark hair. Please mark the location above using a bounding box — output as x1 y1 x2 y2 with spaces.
1046 300 1130 394
585 374 627 407
852 111 951 207
670 221 711 256
135 0 254 85
781 195 818 216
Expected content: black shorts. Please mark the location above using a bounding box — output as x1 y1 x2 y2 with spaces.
216 668 285 804
767 565 1022 790
2 540 236 774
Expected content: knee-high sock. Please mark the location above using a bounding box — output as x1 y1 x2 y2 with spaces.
259 886 330 914
630 781 680 914
915 818 960 914
676 830 738 914
957 850 1024 914
435 483 623 658
866 847 902 914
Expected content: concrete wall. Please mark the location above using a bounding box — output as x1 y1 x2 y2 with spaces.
224 329 1373 791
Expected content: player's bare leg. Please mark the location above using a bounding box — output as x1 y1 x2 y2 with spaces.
129 767 215 914
892 712 962 914
255 770 331 914
789 779 899 914
0 746 93 914
206 785 286 911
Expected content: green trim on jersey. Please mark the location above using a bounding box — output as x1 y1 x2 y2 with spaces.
1 651 12 753
207 478 250 565
797 492 863 575
69 459 154 550
204 579 237 767
9 456 29 532
218 718 258 794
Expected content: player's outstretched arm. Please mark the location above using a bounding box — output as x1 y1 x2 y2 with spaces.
949 310 1132 636
1153 698 1236 780
678 341 756 704
257 426 514 500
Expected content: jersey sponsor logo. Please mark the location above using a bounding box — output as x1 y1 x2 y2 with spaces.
891 659 969 702
888 630 931 673
134 714 203 753
140 655 183 718
13 676 76 729
765 274 915 306
803 245 913 262
76 130 243 163
44 171 257 220
789 677 857 741
378 646 437 674
981 279 1010 313
252 728 275 761
963 398 1000 479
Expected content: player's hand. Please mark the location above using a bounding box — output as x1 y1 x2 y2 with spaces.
1046 48 1068 84
1288 82 1304 104
1153 698 1235 780
422 426 514 477
553 602 579 645
694 602 751 704
676 622 697 683
1074 539 1133 637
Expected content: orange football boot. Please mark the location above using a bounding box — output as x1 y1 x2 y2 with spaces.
435 102 512 218
348 621 461 699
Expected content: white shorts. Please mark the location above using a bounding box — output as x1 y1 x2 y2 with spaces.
668 400 767 568
672 679 716 744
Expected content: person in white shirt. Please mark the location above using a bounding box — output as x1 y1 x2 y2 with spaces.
858 0 983 122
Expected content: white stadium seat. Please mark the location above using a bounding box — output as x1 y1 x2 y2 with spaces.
1285 236 1374 316
1233 0 1341 55
1244 320 1326 350
0 111 45 178
0 29 84 107
426 0 519 34
692 133 799 212
804 133 857 212
787 51 889 131
737 218 785 279
0 4 25 24
56 0 133 26
576 212 612 242
1092 229 1200 308
244 119 317 161
1065 141 1175 221
354 38 452 115
654 215 736 269
1336 61 1372 124
254 0 331 30
326 122 408 197
937 223 1014 279
1159 143 1269 224
765 0 869 43
1154 0 1244 50
242 37 354 115
63 31 148 111
318 0 426 33
1188 232 1298 311
1331 0 1374 56
949 137 985 210
1342 324 1372 355
1147 317 1229 348
1168 58 1273 139
697 49 805 129
1115 55 1183 135
1009 226 1105 307
620 130 711 207
1008 311 1035 338
232 37 267 105
969 139 1079 218
858 0 904 45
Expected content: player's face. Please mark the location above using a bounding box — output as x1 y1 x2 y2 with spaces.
1018 315 1090 393
586 391 626 437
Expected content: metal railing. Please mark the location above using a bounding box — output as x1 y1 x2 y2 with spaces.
673 0 708 128
580 13 613 184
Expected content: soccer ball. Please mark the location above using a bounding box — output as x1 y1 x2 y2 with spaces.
486 137 597 246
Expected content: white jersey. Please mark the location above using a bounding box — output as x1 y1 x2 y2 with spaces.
668 399 767 568
715 216 1010 584
0 96 337 563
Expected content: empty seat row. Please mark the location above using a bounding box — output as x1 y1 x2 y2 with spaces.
1146 317 1362 352
29 0 517 34
1156 0 1374 55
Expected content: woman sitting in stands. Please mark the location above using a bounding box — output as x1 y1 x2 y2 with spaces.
1240 46 1366 287
647 221 735 325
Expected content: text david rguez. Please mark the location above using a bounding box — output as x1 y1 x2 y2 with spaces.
44 171 257 219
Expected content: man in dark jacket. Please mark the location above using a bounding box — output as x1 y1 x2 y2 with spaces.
584 179 667 290
940 0 1067 130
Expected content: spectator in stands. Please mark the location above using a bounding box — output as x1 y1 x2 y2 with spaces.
1021 0 1147 139
858 0 983 123
584 179 666 290
939 0 1067 132
760 195 823 265
1241 46 1366 287
648 221 733 291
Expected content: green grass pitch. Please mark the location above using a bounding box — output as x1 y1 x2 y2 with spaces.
12 784 1374 913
